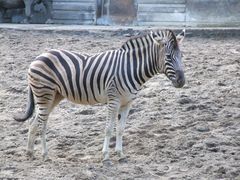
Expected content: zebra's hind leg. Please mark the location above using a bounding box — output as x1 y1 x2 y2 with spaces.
38 107 50 161
41 117 48 160
27 105 50 161
115 103 131 161
40 93 63 161
27 112 40 160
27 91 63 161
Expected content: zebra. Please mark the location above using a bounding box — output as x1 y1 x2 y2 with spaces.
14 29 185 162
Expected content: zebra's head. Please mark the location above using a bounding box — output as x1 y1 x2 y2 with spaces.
151 29 185 88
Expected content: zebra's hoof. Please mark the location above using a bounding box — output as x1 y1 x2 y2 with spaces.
26 151 34 160
21 19 29 24
45 19 54 24
116 150 124 157
43 157 52 162
118 156 128 163
102 159 113 166
42 153 51 162
116 150 125 157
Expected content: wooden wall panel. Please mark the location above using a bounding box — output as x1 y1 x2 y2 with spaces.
52 0 96 24
137 0 186 26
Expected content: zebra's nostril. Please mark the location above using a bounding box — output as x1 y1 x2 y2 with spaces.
177 78 184 84
175 70 185 84
177 78 185 87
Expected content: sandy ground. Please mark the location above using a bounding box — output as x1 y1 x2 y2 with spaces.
0 28 240 180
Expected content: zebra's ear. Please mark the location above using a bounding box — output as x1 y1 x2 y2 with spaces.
150 31 167 45
176 29 185 44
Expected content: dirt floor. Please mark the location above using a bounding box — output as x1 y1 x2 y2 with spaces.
0 28 240 180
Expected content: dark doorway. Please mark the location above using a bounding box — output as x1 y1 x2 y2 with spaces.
96 0 137 25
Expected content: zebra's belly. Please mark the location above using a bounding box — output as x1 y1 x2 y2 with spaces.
63 90 137 106
63 91 108 105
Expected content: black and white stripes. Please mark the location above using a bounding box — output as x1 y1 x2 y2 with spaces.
15 29 185 161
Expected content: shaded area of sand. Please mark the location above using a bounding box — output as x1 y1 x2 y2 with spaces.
0 29 239 179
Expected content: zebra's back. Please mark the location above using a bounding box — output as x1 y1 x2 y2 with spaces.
28 49 120 105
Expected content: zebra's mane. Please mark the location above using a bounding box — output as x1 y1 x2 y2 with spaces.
120 31 150 49
121 29 178 49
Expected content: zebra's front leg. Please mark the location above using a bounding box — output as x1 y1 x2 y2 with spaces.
115 103 131 160
102 100 120 162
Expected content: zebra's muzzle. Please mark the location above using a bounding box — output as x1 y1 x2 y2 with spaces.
172 70 185 88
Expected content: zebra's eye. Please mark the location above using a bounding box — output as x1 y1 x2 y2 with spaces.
152 33 157 38
166 54 171 59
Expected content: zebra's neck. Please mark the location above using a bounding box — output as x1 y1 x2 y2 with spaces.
120 34 162 87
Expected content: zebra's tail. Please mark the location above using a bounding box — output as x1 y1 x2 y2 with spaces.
14 86 35 122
